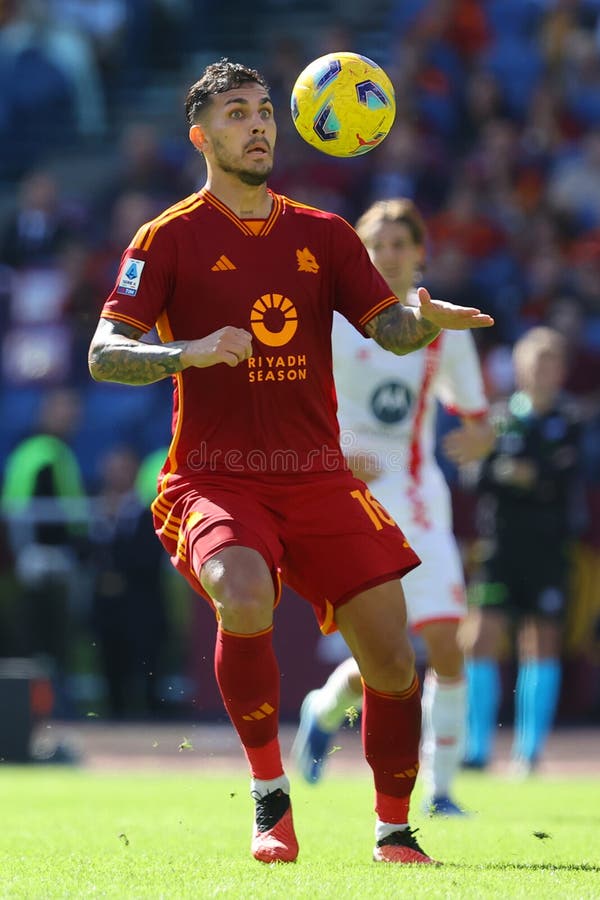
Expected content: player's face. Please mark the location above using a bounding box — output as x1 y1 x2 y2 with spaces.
366 221 424 290
193 84 276 186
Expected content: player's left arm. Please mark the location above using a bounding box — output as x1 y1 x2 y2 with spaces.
365 287 494 356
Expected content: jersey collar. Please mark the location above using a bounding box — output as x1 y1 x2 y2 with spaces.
200 188 282 237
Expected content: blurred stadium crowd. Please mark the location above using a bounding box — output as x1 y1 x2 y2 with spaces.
0 0 599 724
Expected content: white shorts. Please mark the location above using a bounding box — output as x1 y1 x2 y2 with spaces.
401 522 467 628
370 469 467 628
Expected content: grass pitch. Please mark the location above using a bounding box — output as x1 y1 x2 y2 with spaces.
1 767 599 898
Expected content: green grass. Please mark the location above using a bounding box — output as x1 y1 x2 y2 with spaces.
1 768 599 898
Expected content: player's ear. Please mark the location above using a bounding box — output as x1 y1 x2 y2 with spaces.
189 124 208 153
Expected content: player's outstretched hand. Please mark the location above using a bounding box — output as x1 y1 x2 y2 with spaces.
182 326 253 368
417 287 494 330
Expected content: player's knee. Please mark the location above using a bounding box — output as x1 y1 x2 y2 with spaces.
430 645 463 679
200 550 275 631
422 622 463 676
361 639 415 690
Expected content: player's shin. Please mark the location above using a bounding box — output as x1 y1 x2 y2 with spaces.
214 625 284 779
363 676 421 827
421 671 466 799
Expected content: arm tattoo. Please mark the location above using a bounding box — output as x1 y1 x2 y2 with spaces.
365 303 440 355
88 319 186 385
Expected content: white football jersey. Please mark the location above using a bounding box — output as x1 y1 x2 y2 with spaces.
332 301 488 625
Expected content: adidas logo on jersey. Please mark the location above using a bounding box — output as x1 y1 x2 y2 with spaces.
211 255 237 271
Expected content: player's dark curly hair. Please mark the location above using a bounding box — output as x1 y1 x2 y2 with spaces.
185 58 270 125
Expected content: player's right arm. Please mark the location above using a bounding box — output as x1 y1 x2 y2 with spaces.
88 319 253 385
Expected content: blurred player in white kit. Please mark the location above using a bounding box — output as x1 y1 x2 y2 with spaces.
293 197 494 815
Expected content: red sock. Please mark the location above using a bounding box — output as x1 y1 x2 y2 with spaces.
214 626 283 780
362 675 421 823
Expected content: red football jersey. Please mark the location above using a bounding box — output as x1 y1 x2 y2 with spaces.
101 188 398 478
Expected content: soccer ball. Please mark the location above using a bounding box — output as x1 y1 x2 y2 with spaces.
290 52 396 158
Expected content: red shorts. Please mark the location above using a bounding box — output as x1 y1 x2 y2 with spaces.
152 470 420 633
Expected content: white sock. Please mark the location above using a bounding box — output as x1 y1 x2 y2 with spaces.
376 820 409 842
251 774 290 799
421 670 466 798
311 657 363 732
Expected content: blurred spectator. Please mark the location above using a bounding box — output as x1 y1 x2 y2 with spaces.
0 516 21 657
460 68 510 148
0 387 88 715
92 122 194 219
562 28 600 131
0 0 106 177
89 446 167 719
545 293 600 419
422 242 481 309
60 190 162 383
259 34 305 110
0 169 90 387
0 170 80 269
428 179 508 259
547 129 600 229
365 120 449 212
478 23 544 121
82 190 163 307
461 327 584 774
47 0 127 88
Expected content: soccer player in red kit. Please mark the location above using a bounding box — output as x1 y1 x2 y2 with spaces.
89 59 493 865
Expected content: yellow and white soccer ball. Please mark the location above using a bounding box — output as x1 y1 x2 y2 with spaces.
290 51 396 158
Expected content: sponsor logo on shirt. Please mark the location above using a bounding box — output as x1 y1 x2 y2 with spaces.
211 255 237 271
117 258 145 296
247 354 307 383
248 294 307 382
370 380 413 424
250 293 298 347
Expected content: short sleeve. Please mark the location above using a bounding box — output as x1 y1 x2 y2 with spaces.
100 226 175 335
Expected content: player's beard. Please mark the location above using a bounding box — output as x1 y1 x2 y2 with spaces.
237 167 272 186
213 142 273 186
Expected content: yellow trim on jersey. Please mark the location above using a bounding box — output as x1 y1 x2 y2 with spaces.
129 193 202 251
152 494 181 518
174 511 204 564
142 195 205 251
201 189 282 237
260 193 281 236
279 194 321 213
202 190 255 235
219 624 274 638
101 310 151 333
364 675 420 700
358 295 398 327
160 523 180 542
184 510 204 533
151 496 181 525
154 310 184 482
151 498 181 537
